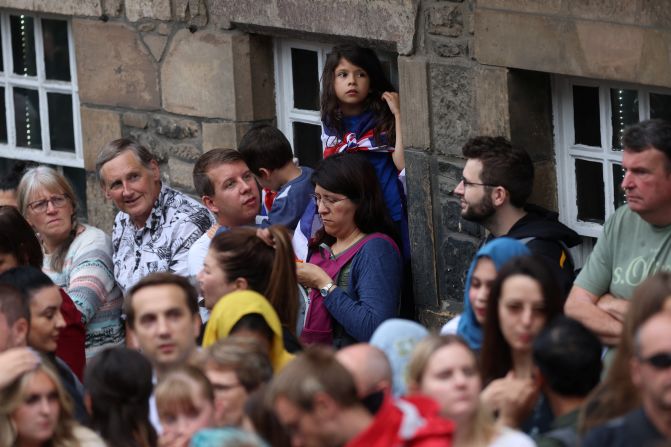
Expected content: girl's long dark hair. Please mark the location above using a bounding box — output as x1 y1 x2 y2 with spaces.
209 225 299 335
479 255 563 384
310 153 399 248
321 44 396 144
84 347 157 447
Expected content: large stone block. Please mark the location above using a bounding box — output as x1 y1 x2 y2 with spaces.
474 8 671 89
429 64 475 157
126 0 172 21
476 0 561 15
0 0 102 16
86 173 117 234
162 29 236 118
208 0 420 54
399 57 431 151
529 160 558 212
248 35 276 122
474 66 510 137
405 149 439 308
439 235 479 304
73 20 160 109
80 107 122 172
509 70 554 161
202 122 252 150
167 157 195 190
429 3 464 37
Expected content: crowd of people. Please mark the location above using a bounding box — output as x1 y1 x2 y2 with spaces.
0 43 670 447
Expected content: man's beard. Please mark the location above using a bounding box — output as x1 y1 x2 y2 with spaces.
461 193 496 225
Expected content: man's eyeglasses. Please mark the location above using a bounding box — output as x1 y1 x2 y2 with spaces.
460 177 497 188
310 193 347 208
639 352 671 370
27 194 69 213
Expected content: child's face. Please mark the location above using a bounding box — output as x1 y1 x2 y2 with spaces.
333 57 370 116
160 393 215 445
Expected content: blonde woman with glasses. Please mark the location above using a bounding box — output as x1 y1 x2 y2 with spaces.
17 166 124 358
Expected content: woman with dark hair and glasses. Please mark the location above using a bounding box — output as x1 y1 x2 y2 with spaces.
296 153 402 347
17 166 124 358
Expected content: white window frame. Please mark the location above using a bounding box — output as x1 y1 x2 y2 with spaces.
0 12 83 168
274 38 399 162
274 39 331 157
552 76 671 239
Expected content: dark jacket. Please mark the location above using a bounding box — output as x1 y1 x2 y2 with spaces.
487 204 582 298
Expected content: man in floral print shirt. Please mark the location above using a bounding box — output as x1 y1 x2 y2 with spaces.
96 138 214 294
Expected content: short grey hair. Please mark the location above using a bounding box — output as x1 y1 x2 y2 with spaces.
95 138 156 187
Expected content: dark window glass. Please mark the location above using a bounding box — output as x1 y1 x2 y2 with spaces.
0 88 6 143
11 15 36 77
575 159 605 224
650 93 671 122
573 86 601 147
610 88 638 150
47 93 74 152
291 48 319 111
42 19 71 81
612 163 626 210
293 122 323 168
13 87 41 148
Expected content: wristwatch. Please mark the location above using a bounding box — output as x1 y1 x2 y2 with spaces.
319 282 335 297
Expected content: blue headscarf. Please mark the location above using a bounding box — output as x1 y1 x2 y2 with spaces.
456 238 531 351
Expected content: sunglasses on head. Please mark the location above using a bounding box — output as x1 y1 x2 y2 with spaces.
640 352 671 369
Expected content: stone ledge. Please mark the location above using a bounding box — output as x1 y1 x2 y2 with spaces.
208 0 420 54
475 8 671 88
1 0 103 17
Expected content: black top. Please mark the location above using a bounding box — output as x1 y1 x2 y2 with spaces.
582 407 665 447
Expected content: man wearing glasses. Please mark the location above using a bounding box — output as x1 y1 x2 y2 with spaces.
453 136 581 297
582 311 671 445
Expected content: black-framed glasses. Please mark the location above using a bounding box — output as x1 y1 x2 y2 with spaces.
460 177 497 188
639 352 671 370
27 194 69 213
310 193 347 208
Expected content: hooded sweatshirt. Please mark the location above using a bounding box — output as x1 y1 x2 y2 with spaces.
487 204 582 298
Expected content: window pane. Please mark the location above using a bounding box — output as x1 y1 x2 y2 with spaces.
612 163 626 210
11 15 36 77
610 88 638 150
650 93 671 122
42 19 71 81
13 87 41 148
0 88 6 143
575 159 605 224
293 122 323 168
573 86 601 146
47 93 74 152
291 48 319 111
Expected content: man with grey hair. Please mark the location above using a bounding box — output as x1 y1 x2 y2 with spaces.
96 138 213 293
582 311 671 446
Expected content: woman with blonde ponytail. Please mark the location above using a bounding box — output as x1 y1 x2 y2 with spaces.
197 225 301 352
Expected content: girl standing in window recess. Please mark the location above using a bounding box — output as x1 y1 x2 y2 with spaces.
320 44 409 259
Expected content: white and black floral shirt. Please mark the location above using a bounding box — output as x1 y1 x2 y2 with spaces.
112 184 214 294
